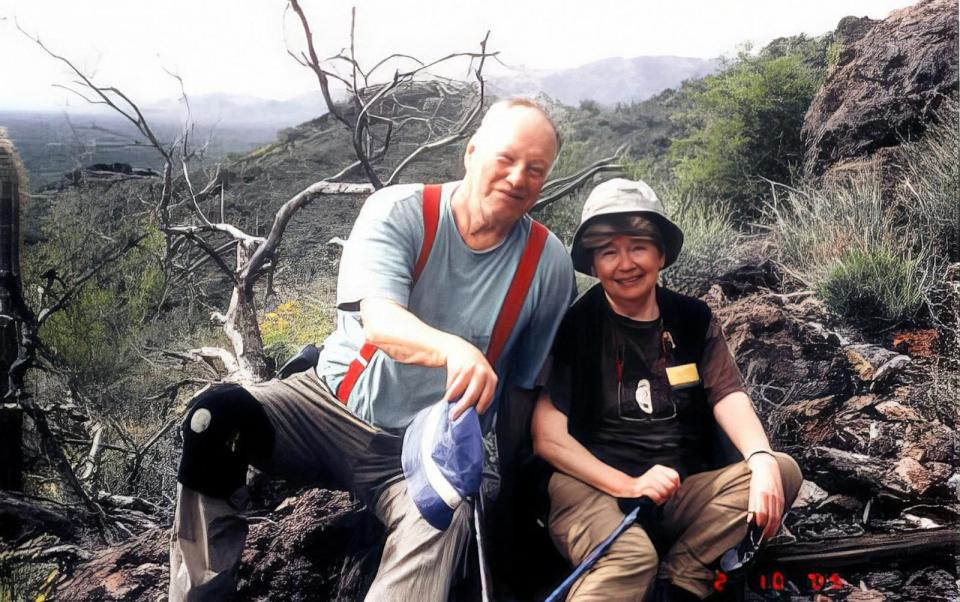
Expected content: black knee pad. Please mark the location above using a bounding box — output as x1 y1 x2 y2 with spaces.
177 384 275 498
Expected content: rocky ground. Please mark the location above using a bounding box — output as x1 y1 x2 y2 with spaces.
707 262 958 601
5 259 947 601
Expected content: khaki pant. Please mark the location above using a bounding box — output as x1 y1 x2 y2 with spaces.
547 453 803 601
168 370 472 601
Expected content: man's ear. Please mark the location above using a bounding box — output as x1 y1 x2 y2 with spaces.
463 137 478 170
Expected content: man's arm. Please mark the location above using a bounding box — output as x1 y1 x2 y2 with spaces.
713 391 785 538
532 390 680 504
361 297 497 418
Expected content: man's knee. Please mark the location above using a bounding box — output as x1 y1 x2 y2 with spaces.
177 385 275 498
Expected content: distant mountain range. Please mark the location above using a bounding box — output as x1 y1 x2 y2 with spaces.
489 55 721 106
134 54 721 126
139 91 330 128
1 53 721 185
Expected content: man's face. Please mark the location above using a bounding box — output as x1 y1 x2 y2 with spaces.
462 107 558 226
592 235 665 307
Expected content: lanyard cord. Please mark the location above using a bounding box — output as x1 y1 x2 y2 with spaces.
612 316 674 386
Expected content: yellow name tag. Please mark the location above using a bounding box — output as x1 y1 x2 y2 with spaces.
666 363 701 389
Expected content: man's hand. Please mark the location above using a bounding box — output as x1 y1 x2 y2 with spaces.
441 335 498 419
619 464 681 505
746 453 785 539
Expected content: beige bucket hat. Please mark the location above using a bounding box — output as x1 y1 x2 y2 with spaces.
571 178 684 274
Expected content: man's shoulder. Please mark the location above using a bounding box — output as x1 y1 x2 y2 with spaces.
536 226 573 269
360 183 424 217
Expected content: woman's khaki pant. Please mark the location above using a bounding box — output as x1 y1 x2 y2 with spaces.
547 453 803 601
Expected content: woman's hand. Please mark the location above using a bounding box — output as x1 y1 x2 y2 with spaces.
746 453 785 539
620 464 681 505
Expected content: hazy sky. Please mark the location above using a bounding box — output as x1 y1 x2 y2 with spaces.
0 0 917 111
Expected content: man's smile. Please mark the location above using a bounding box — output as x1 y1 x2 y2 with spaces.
496 188 526 201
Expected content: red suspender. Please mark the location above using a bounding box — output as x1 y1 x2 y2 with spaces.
336 340 378 403
413 183 442 281
485 221 548 366
337 184 442 403
336 183 548 404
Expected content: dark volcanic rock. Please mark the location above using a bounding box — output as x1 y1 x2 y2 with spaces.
708 275 954 502
833 16 880 50
902 567 960 601
56 489 378 602
711 293 855 411
802 0 960 176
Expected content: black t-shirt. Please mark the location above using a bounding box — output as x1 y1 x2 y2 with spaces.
546 294 745 479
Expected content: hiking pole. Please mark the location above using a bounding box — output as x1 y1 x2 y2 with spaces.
473 497 493 602
544 497 653 602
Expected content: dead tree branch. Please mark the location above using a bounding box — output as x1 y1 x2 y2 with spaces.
532 148 628 212
287 0 352 128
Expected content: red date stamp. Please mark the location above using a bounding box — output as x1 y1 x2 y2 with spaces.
714 569 845 593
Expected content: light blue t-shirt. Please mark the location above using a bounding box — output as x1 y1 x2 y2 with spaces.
317 181 576 431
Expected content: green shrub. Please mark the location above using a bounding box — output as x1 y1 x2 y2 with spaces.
769 173 935 325
818 247 929 323
260 298 335 369
670 51 820 221
660 190 743 295
36 228 167 385
769 95 958 326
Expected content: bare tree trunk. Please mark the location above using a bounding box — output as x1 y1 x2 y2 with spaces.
222 287 269 382
221 243 269 382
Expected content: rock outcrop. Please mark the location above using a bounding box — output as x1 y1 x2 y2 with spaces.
708 273 956 503
802 0 959 177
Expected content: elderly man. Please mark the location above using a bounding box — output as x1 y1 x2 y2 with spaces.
532 178 802 601
169 99 576 601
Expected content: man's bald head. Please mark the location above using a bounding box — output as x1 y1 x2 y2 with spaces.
472 99 561 161
455 98 559 237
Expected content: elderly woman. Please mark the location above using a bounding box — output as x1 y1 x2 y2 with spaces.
532 178 802 601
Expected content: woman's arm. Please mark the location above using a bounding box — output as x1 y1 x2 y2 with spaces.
713 391 784 538
532 390 680 504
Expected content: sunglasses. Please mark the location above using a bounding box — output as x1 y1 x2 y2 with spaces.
617 377 678 422
719 521 766 581
616 354 678 422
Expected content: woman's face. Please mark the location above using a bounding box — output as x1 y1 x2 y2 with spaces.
592 235 665 306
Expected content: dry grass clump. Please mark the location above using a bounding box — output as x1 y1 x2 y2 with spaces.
769 96 958 326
